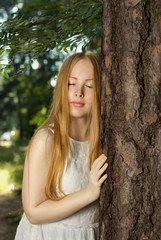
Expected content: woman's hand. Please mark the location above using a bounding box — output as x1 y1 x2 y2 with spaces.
86 154 108 202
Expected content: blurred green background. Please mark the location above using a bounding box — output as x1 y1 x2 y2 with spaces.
0 1 101 236
0 0 101 196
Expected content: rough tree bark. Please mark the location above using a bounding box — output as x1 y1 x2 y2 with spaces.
100 0 161 239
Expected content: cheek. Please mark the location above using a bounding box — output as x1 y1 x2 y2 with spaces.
68 88 74 100
88 90 94 102
85 91 93 108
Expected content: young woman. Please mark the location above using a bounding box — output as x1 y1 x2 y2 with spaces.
15 51 108 240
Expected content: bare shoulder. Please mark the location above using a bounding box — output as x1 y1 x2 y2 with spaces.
27 128 54 164
31 128 54 148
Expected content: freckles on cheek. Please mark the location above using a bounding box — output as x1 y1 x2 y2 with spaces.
68 89 73 102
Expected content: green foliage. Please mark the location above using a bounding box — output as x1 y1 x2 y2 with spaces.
0 0 102 61
0 49 62 138
0 0 101 138
29 107 47 126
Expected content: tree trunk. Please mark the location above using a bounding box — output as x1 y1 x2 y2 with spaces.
100 0 161 239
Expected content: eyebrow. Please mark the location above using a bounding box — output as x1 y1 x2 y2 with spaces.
69 76 93 81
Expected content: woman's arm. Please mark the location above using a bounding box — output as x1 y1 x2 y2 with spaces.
22 129 108 224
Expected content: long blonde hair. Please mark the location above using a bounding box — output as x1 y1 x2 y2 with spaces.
28 51 101 200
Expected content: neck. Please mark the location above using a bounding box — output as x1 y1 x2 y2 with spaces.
69 117 90 142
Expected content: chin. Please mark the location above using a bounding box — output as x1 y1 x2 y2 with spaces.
70 112 89 119
70 114 86 119
69 108 91 119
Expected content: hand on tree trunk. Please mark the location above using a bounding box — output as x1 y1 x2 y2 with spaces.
86 154 108 202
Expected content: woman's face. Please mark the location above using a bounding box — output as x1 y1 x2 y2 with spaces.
68 58 94 120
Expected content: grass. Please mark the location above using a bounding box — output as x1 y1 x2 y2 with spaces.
0 142 27 236
6 190 24 233
0 142 27 193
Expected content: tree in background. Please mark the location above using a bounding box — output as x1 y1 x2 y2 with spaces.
100 0 161 239
0 49 64 138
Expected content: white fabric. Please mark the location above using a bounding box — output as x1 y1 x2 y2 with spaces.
15 137 99 240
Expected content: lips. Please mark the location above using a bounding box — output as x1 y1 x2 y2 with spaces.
70 101 85 107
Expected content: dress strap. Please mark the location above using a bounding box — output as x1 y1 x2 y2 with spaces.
48 127 54 134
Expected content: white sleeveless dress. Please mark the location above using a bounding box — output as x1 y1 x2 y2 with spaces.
15 137 99 240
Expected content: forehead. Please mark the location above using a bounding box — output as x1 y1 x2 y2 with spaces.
70 59 94 78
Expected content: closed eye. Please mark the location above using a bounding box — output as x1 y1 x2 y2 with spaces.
85 85 93 88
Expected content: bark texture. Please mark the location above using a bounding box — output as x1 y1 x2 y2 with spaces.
100 0 161 239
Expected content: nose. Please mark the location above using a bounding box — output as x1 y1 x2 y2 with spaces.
75 86 84 97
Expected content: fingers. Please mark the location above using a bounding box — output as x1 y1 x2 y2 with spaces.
98 173 108 185
87 154 108 201
91 154 108 183
92 154 107 171
98 162 108 176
